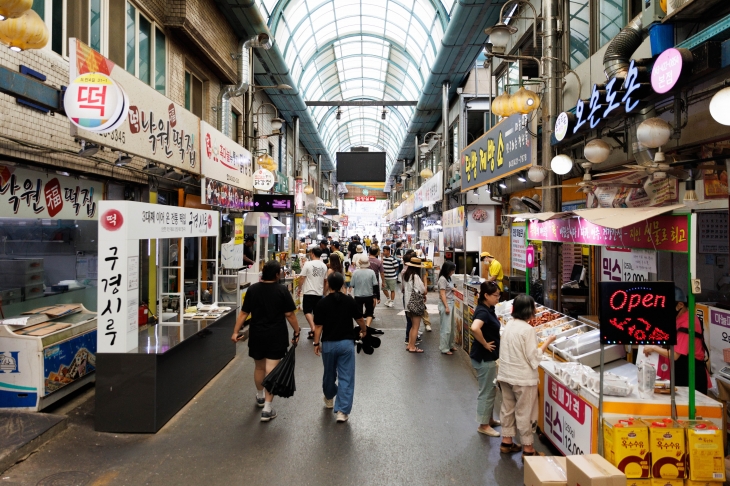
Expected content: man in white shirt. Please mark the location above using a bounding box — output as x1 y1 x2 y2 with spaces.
297 247 328 340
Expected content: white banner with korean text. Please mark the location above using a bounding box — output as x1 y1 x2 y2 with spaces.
200 121 252 190
0 164 102 219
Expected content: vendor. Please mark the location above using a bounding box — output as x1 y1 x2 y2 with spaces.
642 286 711 395
480 252 503 291
244 236 256 267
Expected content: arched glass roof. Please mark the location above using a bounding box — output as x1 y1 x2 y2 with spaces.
257 0 454 175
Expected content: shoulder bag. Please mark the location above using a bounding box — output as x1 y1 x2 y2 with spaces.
407 276 426 316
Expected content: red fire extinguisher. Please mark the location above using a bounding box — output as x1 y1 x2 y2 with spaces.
139 303 149 326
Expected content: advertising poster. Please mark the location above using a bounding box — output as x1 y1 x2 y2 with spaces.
709 306 730 375
453 289 463 347
703 168 728 199
234 218 244 244
203 178 253 211
511 224 527 272
69 39 200 173
44 331 96 395
600 247 651 282
0 164 103 219
587 172 679 208
543 375 592 456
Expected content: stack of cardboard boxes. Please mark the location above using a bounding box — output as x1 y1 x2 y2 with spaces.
524 454 624 486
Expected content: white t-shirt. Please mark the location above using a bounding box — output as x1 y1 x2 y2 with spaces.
300 260 328 295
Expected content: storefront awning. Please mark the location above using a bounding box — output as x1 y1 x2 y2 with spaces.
507 204 686 229
269 216 287 235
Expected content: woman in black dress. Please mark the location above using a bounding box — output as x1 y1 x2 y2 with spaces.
232 260 301 422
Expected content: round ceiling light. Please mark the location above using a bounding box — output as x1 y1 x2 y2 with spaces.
551 154 573 175
710 87 730 126
636 118 672 149
527 165 548 183
584 139 612 164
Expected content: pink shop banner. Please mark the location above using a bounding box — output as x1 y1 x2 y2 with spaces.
528 215 688 252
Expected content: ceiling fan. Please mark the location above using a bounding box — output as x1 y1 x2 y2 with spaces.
538 162 642 193
508 195 543 213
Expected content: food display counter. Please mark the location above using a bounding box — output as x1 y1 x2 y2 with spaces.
95 309 236 433
0 305 96 411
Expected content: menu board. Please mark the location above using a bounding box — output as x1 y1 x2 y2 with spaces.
698 212 728 254
599 282 677 345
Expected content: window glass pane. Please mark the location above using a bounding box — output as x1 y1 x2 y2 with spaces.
126 2 136 74
184 72 191 111
507 62 519 94
90 0 101 52
569 0 589 68
138 15 151 85
51 0 63 55
154 28 166 93
599 0 625 50
231 112 238 143
31 0 44 21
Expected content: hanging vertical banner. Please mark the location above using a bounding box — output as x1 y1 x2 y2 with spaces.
511 224 527 272
234 218 244 245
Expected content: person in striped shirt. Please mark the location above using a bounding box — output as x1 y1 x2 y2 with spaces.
381 245 399 308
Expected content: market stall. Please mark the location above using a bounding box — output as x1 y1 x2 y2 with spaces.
507 205 724 459
94 201 234 433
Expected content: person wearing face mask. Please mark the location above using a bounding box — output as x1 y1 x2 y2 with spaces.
642 286 711 395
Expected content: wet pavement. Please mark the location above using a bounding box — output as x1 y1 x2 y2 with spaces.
2 291 551 485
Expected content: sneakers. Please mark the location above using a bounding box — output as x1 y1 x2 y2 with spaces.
404 336 423 345
425 325 432 332
324 396 334 409
255 395 265 408
336 411 349 423
385 300 393 308
260 409 277 422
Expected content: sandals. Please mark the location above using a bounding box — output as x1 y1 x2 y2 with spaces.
307 331 315 340
521 450 545 458
441 351 453 355
407 347 425 353
500 442 522 454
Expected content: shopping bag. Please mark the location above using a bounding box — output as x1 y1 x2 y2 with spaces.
262 345 296 398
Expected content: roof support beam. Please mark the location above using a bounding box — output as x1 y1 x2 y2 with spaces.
306 100 417 106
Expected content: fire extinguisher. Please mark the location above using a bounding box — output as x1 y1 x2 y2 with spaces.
139 303 149 326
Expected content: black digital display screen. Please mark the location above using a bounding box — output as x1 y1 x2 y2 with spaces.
599 282 677 345
336 152 386 182
253 194 294 213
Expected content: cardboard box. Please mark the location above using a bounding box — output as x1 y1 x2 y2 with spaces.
650 480 683 486
524 456 567 486
567 454 626 486
643 419 686 479
626 480 651 486
604 417 651 478
678 421 725 482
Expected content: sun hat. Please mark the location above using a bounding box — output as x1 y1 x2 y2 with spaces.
406 257 424 268
357 258 371 268
356 245 364 253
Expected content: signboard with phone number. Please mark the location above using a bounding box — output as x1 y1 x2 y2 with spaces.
543 375 593 456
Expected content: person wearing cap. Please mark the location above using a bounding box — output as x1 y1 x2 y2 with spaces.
347 238 359 261
244 236 256 266
404 256 427 352
319 240 330 265
642 286 711 395
480 252 504 291
351 257 378 328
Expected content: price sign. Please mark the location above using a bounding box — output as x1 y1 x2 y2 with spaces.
355 196 376 202
543 375 592 456
599 282 676 345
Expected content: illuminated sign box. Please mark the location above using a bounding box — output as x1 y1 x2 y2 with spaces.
599 281 677 345
253 194 294 213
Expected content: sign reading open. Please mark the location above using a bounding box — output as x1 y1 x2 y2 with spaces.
599 282 677 345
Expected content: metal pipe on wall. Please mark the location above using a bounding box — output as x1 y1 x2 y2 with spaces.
442 82 450 211
293 117 299 244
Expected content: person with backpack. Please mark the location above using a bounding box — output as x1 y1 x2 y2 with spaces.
403 257 427 353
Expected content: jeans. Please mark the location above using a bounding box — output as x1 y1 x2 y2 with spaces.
321 340 356 415
472 359 498 425
438 301 455 353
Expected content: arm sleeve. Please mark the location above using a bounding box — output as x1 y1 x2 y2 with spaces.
301 262 310 278
282 287 296 313
241 286 255 313
371 271 378 287
438 277 446 291
521 326 543 370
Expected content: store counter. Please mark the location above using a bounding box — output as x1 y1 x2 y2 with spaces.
537 358 723 456
95 309 236 433
0 306 97 411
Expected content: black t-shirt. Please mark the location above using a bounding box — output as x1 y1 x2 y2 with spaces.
241 282 296 338
320 248 329 264
313 292 363 342
348 241 358 255
470 303 501 362
244 245 254 263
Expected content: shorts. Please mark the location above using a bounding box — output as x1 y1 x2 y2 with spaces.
355 296 375 318
248 333 288 361
384 279 397 291
302 294 323 315
345 280 352 288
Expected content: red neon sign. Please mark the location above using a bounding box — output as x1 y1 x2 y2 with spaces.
600 282 677 345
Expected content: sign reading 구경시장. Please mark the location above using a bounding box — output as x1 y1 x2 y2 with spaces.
460 113 536 191
528 215 688 252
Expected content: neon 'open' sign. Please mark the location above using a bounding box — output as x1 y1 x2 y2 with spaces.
599 281 677 345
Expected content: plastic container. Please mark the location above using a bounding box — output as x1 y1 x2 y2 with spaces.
649 23 675 57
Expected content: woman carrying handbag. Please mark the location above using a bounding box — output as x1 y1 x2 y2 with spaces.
403 257 427 353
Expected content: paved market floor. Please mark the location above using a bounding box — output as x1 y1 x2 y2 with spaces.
2 291 551 486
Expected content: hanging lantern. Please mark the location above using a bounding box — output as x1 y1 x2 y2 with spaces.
709 87 730 126
0 0 33 20
325 201 332 207
402 191 409 200
584 139 612 164
636 118 672 149
492 92 513 117
393 201 400 208
510 86 541 114
0 9 48 51
303 185 314 195
420 168 433 179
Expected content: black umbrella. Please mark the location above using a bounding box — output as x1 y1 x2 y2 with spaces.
262 345 296 398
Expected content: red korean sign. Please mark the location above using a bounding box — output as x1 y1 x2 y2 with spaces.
341 215 349 227
355 196 376 202
544 375 592 456
528 215 688 252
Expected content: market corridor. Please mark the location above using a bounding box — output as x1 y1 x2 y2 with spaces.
2 298 548 485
